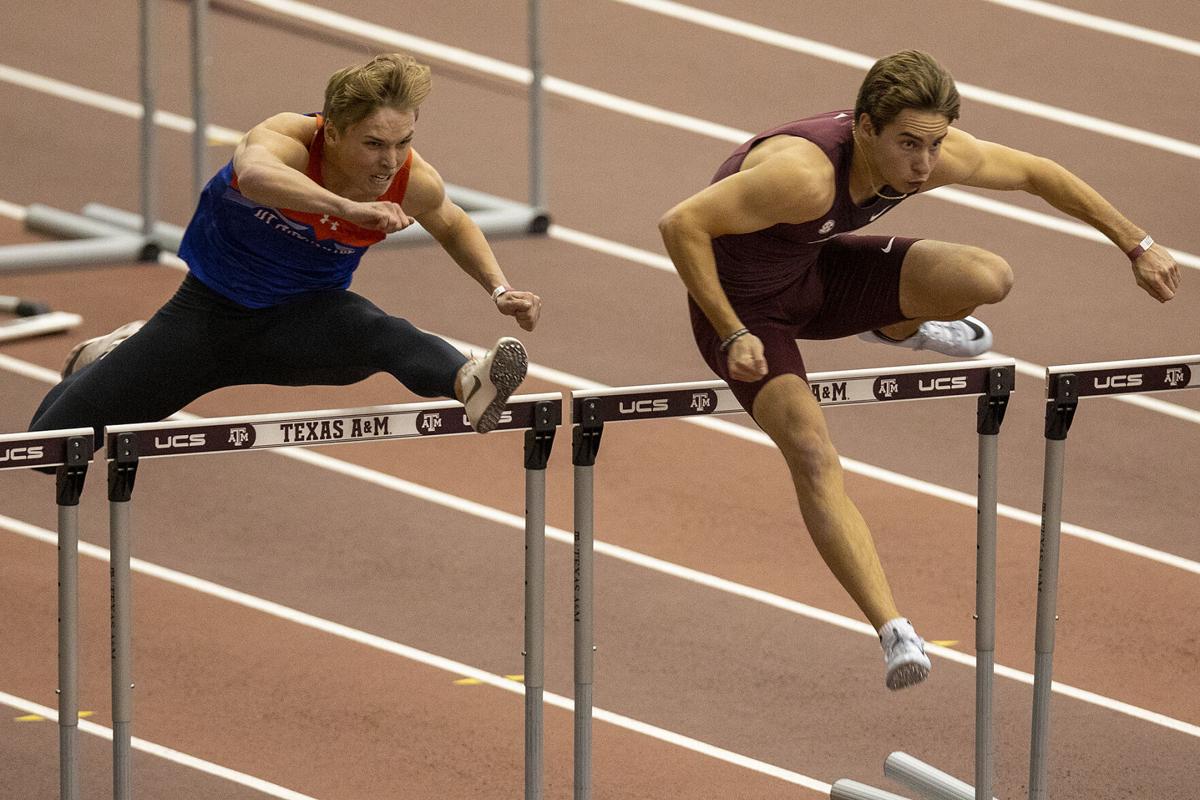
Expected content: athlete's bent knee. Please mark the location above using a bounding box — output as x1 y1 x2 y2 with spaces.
971 250 1013 305
774 426 841 489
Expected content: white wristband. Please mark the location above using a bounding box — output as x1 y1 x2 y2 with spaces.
491 285 510 302
1125 235 1154 262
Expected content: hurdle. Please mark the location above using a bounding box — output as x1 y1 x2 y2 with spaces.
0 296 82 344
1029 353 1200 800
0 427 94 800
102 392 559 800
0 0 550 272
569 358 1015 800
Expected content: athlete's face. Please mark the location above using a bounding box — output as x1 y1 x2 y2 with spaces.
861 109 949 193
325 106 416 198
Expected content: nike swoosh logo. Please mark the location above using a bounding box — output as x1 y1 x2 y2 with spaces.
881 236 896 254
869 206 894 222
963 318 987 340
463 374 482 403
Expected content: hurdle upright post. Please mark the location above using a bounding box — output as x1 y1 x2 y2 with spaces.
107 433 141 800
1027 373 1078 800
571 398 603 800
55 434 93 800
973 366 1012 799
523 400 559 800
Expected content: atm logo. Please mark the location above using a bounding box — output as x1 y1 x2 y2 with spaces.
0 445 45 463
1165 368 1186 388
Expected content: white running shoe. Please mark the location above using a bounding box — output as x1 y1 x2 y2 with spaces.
61 320 146 378
858 316 993 358
879 618 931 691
460 337 528 434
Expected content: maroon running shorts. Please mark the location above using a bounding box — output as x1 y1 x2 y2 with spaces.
690 234 919 416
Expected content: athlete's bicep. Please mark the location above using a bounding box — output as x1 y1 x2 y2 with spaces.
233 114 315 175
669 158 833 238
953 136 1043 192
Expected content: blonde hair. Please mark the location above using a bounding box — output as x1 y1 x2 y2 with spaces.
322 53 432 130
854 50 960 130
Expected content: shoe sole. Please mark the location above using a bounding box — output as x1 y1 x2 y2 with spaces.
473 338 528 434
886 661 930 691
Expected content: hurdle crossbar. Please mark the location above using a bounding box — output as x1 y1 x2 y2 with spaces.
1 427 94 800
102 393 560 800
568 359 1015 800
1029 354 1200 800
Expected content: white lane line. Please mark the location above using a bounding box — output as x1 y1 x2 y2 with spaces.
2 61 1199 274
0 64 241 145
981 0 1200 57
0 690 320 800
4 461 1199 741
3 293 1200 582
0 515 832 794
607 0 1200 159
3 181 1200 574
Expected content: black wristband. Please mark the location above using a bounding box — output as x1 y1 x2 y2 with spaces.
719 327 750 353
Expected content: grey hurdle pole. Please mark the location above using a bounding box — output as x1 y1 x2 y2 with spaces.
108 434 141 800
523 402 558 800
974 367 1011 799
190 0 210 200
1028 375 1078 800
138 0 157 242
57 436 92 800
572 399 603 800
527 0 546 213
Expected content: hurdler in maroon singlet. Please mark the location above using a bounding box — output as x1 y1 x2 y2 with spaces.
689 109 922 413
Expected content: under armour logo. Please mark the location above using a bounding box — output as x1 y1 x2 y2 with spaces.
818 220 835 235
318 214 340 231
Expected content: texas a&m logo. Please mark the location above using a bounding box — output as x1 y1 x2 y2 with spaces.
876 378 899 399
1165 367 1186 388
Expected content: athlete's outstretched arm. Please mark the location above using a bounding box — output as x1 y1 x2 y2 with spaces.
935 128 1180 302
405 152 542 331
658 143 834 381
233 113 411 234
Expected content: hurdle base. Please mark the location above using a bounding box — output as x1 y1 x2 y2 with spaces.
884 752 997 800
831 778 914 800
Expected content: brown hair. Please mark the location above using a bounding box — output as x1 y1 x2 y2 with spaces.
853 50 960 130
322 53 432 130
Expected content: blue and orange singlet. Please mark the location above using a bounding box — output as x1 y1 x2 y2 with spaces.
179 115 412 309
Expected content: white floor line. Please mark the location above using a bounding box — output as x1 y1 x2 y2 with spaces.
980 0 1200 57
4 300 1200 582
0 516 833 794
606 0 1200 160
5 464 1200 741
0 690 320 800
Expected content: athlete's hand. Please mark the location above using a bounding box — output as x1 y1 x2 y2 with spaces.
1133 244 1180 302
727 333 768 382
344 201 415 234
497 290 542 331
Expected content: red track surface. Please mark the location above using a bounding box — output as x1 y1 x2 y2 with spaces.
2 2 1198 798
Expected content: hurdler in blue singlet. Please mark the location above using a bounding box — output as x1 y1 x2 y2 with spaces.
180 114 412 309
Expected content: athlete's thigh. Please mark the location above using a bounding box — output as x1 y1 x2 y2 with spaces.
689 295 807 418
895 239 1007 319
797 234 918 340
235 289 399 385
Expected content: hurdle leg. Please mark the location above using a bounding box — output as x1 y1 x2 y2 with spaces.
973 368 1010 799
107 434 140 800
523 403 557 800
1029 376 1078 800
571 406 602 800
56 437 90 800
